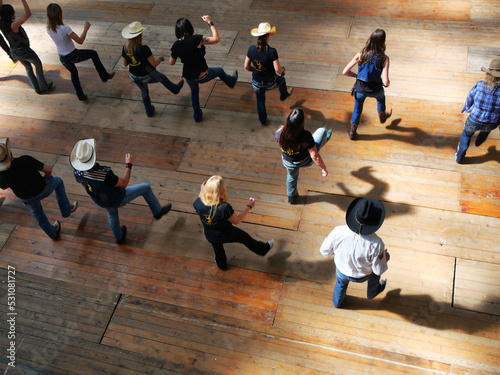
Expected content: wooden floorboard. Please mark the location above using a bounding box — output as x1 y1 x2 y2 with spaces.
0 0 499 374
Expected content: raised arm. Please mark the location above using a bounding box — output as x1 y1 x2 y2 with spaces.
228 197 255 225
11 0 31 33
199 15 220 45
114 153 134 189
69 21 91 45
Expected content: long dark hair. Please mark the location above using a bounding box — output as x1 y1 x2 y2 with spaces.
175 17 194 39
46 3 63 33
359 29 386 65
278 109 310 151
0 4 15 36
256 34 269 52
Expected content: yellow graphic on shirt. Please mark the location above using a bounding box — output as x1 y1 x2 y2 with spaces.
254 60 264 71
203 214 216 225
281 147 299 156
83 180 94 193
127 53 141 67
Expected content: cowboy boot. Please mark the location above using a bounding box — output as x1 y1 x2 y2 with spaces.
348 123 357 140
378 108 392 124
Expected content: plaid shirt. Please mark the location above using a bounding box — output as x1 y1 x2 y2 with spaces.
462 80 500 124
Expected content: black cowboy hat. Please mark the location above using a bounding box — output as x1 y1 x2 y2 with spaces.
346 198 385 235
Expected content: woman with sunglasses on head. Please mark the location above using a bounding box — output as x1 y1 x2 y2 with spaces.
0 0 53 93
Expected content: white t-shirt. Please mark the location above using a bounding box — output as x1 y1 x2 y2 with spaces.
47 24 75 56
320 225 388 278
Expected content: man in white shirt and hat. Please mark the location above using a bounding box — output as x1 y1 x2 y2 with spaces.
0 137 77 238
320 197 390 308
70 139 172 244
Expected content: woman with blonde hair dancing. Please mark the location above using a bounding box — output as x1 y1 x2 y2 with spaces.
193 175 274 270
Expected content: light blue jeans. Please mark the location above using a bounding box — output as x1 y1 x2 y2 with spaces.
281 127 328 198
186 67 237 122
455 115 499 163
20 176 71 239
10 47 50 93
333 268 385 308
105 183 162 241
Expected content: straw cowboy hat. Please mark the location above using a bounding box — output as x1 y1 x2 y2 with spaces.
122 21 149 39
251 22 276 37
70 139 96 171
0 137 12 171
346 198 386 235
481 58 500 78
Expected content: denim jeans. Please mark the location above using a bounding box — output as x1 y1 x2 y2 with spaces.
333 268 385 308
130 70 182 116
105 183 162 241
10 47 49 93
455 115 499 163
59 49 110 100
351 89 386 126
186 67 237 122
252 75 289 125
19 176 71 239
281 127 328 198
210 226 270 270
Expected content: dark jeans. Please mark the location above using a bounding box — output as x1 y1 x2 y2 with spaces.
10 47 49 93
209 226 270 270
333 269 385 308
455 115 499 163
59 49 110 100
252 75 289 125
351 89 386 126
130 69 182 116
186 67 237 122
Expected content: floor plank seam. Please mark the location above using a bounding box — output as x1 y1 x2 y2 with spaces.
99 293 123 345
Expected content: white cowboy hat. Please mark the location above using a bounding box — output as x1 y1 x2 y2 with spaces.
122 21 149 39
70 139 96 171
0 137 12 172
250 22 276 37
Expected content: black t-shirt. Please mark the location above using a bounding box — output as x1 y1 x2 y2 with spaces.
122 45 154 76
275 129 315 162
0 155 46 199
193 197 235 243
246 44 278 82
354 56 385 94
171 35 208 80
74 164 124 208
3 25 30 49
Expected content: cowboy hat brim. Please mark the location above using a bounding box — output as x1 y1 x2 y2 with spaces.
481 66 500 78
0 137 11 172
346 197 385 235
251 25 276 37
70 139 96 171
122 25 149 39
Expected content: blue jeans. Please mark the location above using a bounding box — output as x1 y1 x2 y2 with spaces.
20 176 71 239
281 127 328 198
59 49 110 100
105 184 162 241
186 67 237 122
455 115 499 163
252 75 289 125
131 70 182 116
10 47 49 93
351 89 386 126
333 268 385 308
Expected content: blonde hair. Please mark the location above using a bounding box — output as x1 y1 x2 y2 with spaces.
484 73 500 89
200 175 227 218
125 34 142 55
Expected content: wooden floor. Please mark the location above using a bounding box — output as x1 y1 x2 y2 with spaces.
0 0 499 374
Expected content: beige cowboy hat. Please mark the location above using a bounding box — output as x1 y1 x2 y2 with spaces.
481 58 500 78
0 137 12 171
70 139 96 171
251 22 276 37
122 21 149 39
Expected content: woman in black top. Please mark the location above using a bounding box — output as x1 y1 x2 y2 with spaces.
193 175 274 270
170 15 237 122
244 22 293 125
275 109 331 204
122 21 184 117
0 0 53 93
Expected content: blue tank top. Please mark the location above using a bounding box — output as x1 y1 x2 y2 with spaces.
357 53 383 83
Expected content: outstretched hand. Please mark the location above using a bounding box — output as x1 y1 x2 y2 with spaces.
201 15 212 23
247 197 255 209
125 153 135 164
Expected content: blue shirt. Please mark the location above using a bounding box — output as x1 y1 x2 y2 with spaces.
462 80 500 124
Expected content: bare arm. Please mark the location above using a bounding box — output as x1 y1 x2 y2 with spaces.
147 53 165 68
114 153 134 189
169 56 176 66
342 52 361 78
11 0 31 33
69 21 91 45
228 197 255 225
199 15 220 45
41 164 52 178
244 56 253 72
122 56 128 67
308 145 328 177
273 59 285 76
382 55 390 87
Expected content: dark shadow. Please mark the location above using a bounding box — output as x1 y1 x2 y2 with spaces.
460 146 500 164
290 99 328 123
344 288 499 334
0 196 4 208
1 69 64 94
266 250 336 281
